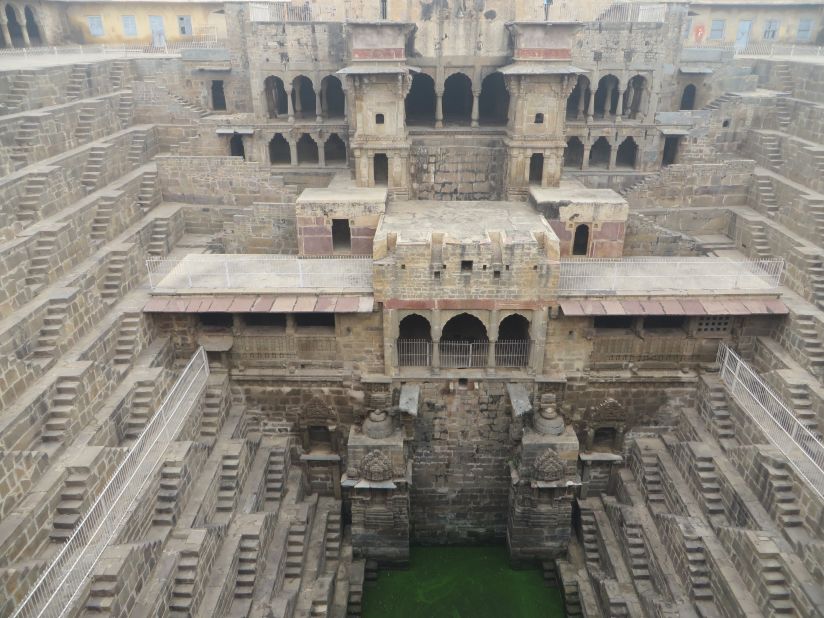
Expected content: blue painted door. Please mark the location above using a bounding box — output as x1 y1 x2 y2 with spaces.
149 15 166 48
735 20 752 51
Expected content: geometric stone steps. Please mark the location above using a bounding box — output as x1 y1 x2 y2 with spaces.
324 511 342 563
749 224 772 260
754 175 779 218
25 229 58 289
265 446 287 508
100 250 128 303
774 63 793 94
66 64 92 102
147 218 170 256
50 467 91 541
117 90 134 130
110 60 128 91
701 377 735 443
127 129 149 166
154 461 184 526
760 133 783 169
124 379 155 440
794 315 824 367
137 170 160 214
16 171 49 225
234 535 260 598
74 104 96 142
169 92 210 118
775 94 791 131
639 453 665 504
114 312 141 367
29 298 70 360
10 118 38 170
81 144 109 193
683 533 713 601
762 459 804 529
783 382 819 434
692 454 726 524
578 509 601 566
90 195 118 242
807 260 824 311
170 551 200 614
704 93 739 111
3 70 35 114
41 373 83 444
217 453 240 512
285 521 308 579
200 378 227 440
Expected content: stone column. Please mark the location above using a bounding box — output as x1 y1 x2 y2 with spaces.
608 141 617 170
586 88 595 123
531 309 546 374
321 80 328 118
435 91 444 128
431 310 441 374
487 309 499 373
317 136 325 166
471 90 480 128
615 89 624 121
577 87 586 120
19 17 30 47
623 84 634 119
582 143 591 170
604 82 614 117
286 85 295 122
0 19 12 48
315 89 323 122
289 140 298 166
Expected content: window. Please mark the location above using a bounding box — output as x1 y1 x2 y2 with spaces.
534 113 544 124
708 19 725 40
211 80 226 111
461 260 473 272
177 15 192 35
242 313 286 328
295 313 335 329
200 313 233 328
375 113 385 125
695 316 732 336
87 15 104 37
643 316 686 331
121 15 137 37
797 18 813 41
594 316 634 330
379 0 388 19
764 20 779 40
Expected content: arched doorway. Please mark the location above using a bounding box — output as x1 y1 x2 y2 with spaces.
662 136 680 166
268 133 291 165
321 75 345 118
566 75 590 120
572 224 590 256
211 80 226 111
229 133 245 159
616 137 638 169
264 76 287 118
324 134 346 164
478 72 509 125
291 75 316 119
443 73 473 125
24 6 41 46
624 75 646 118
296 133 318 164
589 137 611 169
5 6 25 47
529 153 544 184
405 73 436 126
397 314 432 366
496 314 530 367
440 313 488 368
564 137 584 169
680 84 696 111
374 153 388 186
594 75 620 117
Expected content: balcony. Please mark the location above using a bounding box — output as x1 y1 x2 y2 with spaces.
590 334 718 367
233 334 338 364
396 340 532 369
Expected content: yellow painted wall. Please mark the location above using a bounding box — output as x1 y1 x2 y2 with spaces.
687 6 823 45
65 2 226 43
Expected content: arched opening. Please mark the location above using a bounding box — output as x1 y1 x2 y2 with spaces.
321 75 345 118
616 137 638 169
594 74 620 118
229 133 245 159
324 133 346 164
680 84 696 111
5 6 24 46
296 133 318 164
264 76 287 118
572 224 590 256
268 133 291 165
291 75 316 119
592 426 617 450
566 75 591 120
24 6 41 46
211 80 226 111
398 314 432 366
564 137 585 169
497 314 530 367
443 73 473 125
624 75 646 118
374 153 388 186
478 72 509 125
662 136 680 166
529 153 544 184
405 73 436 126
440 313 489 368
589 137 611 169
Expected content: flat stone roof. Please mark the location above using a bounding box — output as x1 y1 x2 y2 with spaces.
530 182 628 206
296 187 388 203
378 200 556 244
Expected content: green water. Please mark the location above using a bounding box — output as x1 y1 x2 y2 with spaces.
362 546 566 618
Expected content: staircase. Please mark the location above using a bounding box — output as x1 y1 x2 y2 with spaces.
754 175 779 218
10 119 38 169
703 93 739 111
2 70 35 114
760 132 783 169
124 380 154 440
578 509 601 565
703 378 735 442
763 460 804 529
101 250 127 303
41 375 82 444
66 64 91 101
624 522 650 580
50 467 90 541
775 94 791 130
110 60 128 89
809 199 824 244
794 315 824 368
30 298 69 360
81 145 108 193
217 453 239 512
137 170 160 214
117 91 134 129
90 195 117 242
25 230 58 289
684 534 712 601
114 313 140 367
170 92 210 118
200 381 225 439
758 553 794 614
694 455 726 524
325 511 342 563
148 218 169 256
128 129 149 165
285 522 307 578
154 462 183 526
639 454 665 504
16 172 49 226
235 535 261 598
808 260 824 311
773 62 793 93
74 104 96 142
169 551 199 614
783 382 819 435
265 446 287 509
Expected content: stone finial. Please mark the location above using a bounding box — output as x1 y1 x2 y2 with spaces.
533 448 564 482
363 408 394 439
534 393 565 436
360 450 393 482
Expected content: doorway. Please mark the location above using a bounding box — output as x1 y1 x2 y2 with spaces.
735 20 752 51
211 80 226 111
149 15 166 47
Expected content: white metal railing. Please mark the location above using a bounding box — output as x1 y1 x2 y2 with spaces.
146 255 373 291
494 340 532 367
541 0 666 23
249 1 339 22
11 348 209 618
397 339 432 367
684 41 824 58
717 344 824 500
558 257 783 293
440 340 489 369
0 37 227 58
396 340 531 368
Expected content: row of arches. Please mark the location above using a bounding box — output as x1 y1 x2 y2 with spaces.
228 132 348 166
405 71 509 126
1 4 42 47
264 74 346 120
562 136 639 170
566 74 648 121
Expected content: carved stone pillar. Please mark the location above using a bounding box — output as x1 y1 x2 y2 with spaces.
435 91 444 128
0 19 12 48
586 88 595 123
471 89 480 127
286 85 295 122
